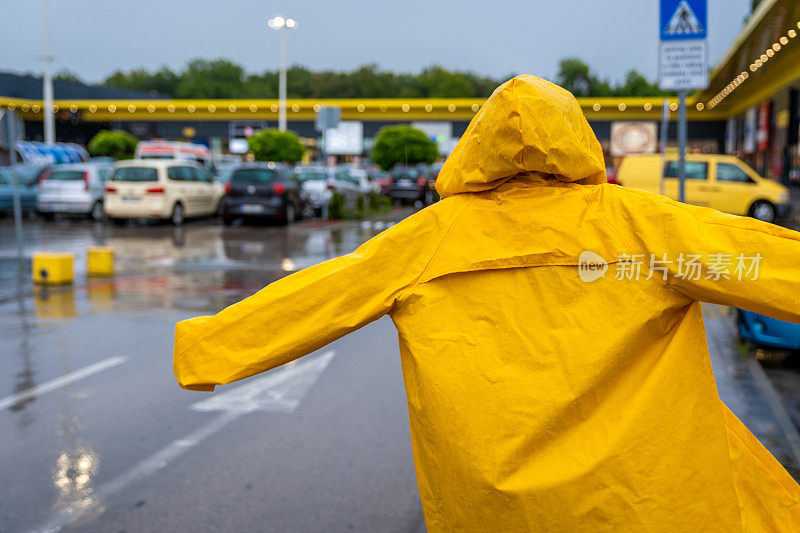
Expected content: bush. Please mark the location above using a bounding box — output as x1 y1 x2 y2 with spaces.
371 125 438 171
328 192 345 219
356 194 365 212
87 130 138 160
368 190 380 211
247 128 305 163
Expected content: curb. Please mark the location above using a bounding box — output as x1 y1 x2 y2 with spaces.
743 355 800 466
717 307 800 468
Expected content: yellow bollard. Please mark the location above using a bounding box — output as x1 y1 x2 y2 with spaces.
87 246 115 277
32 253 74 285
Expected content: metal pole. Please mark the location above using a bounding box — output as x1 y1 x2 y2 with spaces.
659 98 670 196
678 90 687 203
42 0 55 145
3 117 25 269
278 29 287 131
321 128 328 220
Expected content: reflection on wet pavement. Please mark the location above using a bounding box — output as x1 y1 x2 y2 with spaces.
0 212 412 531
0 213 407 315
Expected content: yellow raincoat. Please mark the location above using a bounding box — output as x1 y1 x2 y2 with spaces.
174 76 800 531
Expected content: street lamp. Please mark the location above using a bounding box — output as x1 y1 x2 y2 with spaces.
268 16 298 131
42 0 55 144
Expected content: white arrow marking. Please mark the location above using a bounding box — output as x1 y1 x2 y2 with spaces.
32 350 336 533
0 356 128 412
191 350 336 414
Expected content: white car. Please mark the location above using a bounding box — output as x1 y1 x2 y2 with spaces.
37 162 114 221
294 166 333 214
104 160 223 225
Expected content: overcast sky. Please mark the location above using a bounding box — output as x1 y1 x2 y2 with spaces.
0 0 750 85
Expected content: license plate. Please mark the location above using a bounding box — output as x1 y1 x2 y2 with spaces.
398 179 413 186
121 196 140 202
240 204 264 214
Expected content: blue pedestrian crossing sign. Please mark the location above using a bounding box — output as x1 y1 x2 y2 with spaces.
660 0 707 41
659 0 708 90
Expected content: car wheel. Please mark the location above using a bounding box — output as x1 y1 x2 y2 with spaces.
222 215 234 226
749 201 775 223
90 201 105 222
171 203 185 226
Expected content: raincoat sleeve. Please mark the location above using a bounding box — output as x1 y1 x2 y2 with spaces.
616 188 800 323
173 204 455 391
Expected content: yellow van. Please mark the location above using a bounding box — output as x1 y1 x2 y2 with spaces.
616 154 790 223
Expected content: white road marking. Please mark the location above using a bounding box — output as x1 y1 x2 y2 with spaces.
0 356 128 412
191 350 336 413
31 350 336 533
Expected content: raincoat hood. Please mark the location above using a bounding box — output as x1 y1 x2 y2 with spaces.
436 75 606 197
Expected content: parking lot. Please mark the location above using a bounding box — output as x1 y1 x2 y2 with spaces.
0 212 435 532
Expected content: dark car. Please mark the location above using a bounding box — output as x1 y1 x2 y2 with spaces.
389 165 427 205
421 162 443 205
220 163 309 225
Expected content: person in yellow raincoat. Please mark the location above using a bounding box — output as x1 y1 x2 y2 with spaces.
174 75 800 531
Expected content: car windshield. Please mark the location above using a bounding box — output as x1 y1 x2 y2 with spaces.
111 167 158 182
394 169 418 179
231 169 276 183
215 169 234 183
48 170 85 181
295 170 326 182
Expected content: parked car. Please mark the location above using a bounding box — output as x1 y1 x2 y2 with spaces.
294 165 333 215
422 162 443 205
104 159 223 225
331 166 365 207
220 163 309 225
616 153 790 223
135 140 216 175
367 166 392 195
36 162 114 221
0 167 37 214
388 165 426 205
737 310 800 350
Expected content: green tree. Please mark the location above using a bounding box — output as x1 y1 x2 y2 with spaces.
174 58 246 98
247 129 305 163
555 57 596 97
104 66 179 96
615 69 667 97
87 130 139 160
371 125 438 171
54 69 85 84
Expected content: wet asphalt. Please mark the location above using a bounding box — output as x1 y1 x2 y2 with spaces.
0 211 425 532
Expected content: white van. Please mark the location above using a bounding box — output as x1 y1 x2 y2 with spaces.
135 140 215 174
104 160 223 225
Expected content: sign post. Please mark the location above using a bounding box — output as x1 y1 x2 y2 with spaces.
659 0 708 202
1 109 26 270
314 107 341 220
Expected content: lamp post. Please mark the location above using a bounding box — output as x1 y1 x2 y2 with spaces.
42 0 55 144
267 16 298 132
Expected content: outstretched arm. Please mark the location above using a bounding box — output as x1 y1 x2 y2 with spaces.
612 187 800 322
174 203 459 391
